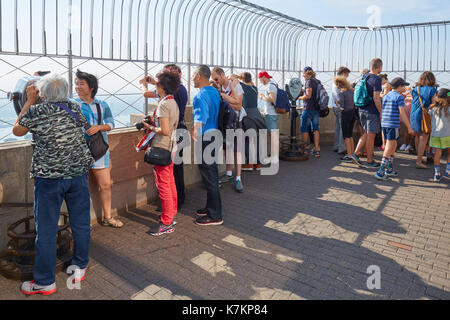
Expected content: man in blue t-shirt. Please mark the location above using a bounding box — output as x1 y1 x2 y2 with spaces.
192 65 223 226
375 77 414 181
353 58 384 168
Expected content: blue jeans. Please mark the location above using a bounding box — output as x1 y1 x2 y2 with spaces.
333 108 346 152
33 173 91 286
301 109 320 133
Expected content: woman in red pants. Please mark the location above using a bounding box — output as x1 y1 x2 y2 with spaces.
141 72 180 236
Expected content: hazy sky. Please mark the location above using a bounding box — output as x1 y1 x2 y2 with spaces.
249 0 450 26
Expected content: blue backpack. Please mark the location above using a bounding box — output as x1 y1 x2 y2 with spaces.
354 74 373 108
270 83 291 114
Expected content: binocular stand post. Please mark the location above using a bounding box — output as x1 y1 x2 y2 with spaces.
280 102 309 162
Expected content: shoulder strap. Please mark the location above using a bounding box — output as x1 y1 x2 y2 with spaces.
54 102 87 129
95 103 102 125
417 87 425 111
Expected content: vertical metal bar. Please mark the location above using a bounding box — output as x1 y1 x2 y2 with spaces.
144 0 152 60
80 0 83 56
350 30 358 71
68 0 73 97
429 24 433 70
423 25 426 71
159 0 170 61
221 6 239 67
245 13 261 68
119 0 125 59
222 9 240 65
90 0 94 57
303 29 312 69
127 0 135 60
216 6 234 65
403 27 407 80
362 31 369 70
42 0 46 55
200 2 221 63
444 24 447 71
415 25 419 71
167 0 177 61
110 0 116 59
390 28 394 71
30 0 32 53
182 0 198 63
101 0 105 58
209 2 226 66
236 11 253 68
144 59 148 114
14 0 18 54
0 0 2 52
356 28 363 71
327 29 335 72
261 16 279 70
56 0 58 55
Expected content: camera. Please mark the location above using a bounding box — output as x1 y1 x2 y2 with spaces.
135 116 152 130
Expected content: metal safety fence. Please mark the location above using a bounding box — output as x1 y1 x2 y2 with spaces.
0 0 449 143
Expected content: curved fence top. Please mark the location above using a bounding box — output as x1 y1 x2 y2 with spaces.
0 1 449 73
0 0 449 144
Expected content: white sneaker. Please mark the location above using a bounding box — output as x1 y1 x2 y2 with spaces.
399 144 407 151
405 145 413 151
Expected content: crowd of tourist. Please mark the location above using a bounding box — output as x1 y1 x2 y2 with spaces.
11 56 449 295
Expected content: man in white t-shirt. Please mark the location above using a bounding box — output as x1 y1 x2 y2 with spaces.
258 71 279 164
211 67 246 193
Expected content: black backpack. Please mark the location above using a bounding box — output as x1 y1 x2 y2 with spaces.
217 97 237 137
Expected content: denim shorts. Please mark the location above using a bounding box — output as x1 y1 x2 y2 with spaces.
382 127 400 141
264 115 279 132
359 109 381 134
300 110 320 133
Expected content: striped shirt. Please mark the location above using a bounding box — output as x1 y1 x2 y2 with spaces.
381 91 405 129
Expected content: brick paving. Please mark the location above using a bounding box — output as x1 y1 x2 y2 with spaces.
1 147 449 300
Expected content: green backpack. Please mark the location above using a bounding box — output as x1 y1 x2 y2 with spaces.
354 75 373 108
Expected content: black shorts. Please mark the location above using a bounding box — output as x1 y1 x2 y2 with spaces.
341 110 355 139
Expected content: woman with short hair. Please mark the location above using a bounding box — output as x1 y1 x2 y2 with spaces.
141 72 180 236
75 70 123 228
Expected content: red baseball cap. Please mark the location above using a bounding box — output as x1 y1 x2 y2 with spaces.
258 71 272 79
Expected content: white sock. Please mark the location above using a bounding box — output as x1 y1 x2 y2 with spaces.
236 176 241 182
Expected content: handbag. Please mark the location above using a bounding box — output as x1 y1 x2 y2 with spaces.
55 102 109 161
417 87 432 135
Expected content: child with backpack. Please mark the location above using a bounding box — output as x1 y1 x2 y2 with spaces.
428 88 450 181
375 78 414 181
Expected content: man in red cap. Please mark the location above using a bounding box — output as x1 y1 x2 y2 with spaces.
258 71 279 164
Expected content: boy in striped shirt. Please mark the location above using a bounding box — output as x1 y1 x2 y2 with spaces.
375 78 415 181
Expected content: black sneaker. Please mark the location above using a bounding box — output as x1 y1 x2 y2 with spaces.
195 216 223 226
366 161 380 168
196 208 209 217
149 223 174 236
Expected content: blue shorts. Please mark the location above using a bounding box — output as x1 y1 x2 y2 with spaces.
382 127 400 141
301 110 320 133
264 115 279 132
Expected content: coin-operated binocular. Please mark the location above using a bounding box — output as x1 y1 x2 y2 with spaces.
280 78 309 162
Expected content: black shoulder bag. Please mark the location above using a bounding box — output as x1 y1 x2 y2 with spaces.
144 135 174 167
56 102 109 161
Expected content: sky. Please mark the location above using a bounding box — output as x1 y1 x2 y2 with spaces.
249 0 450 27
